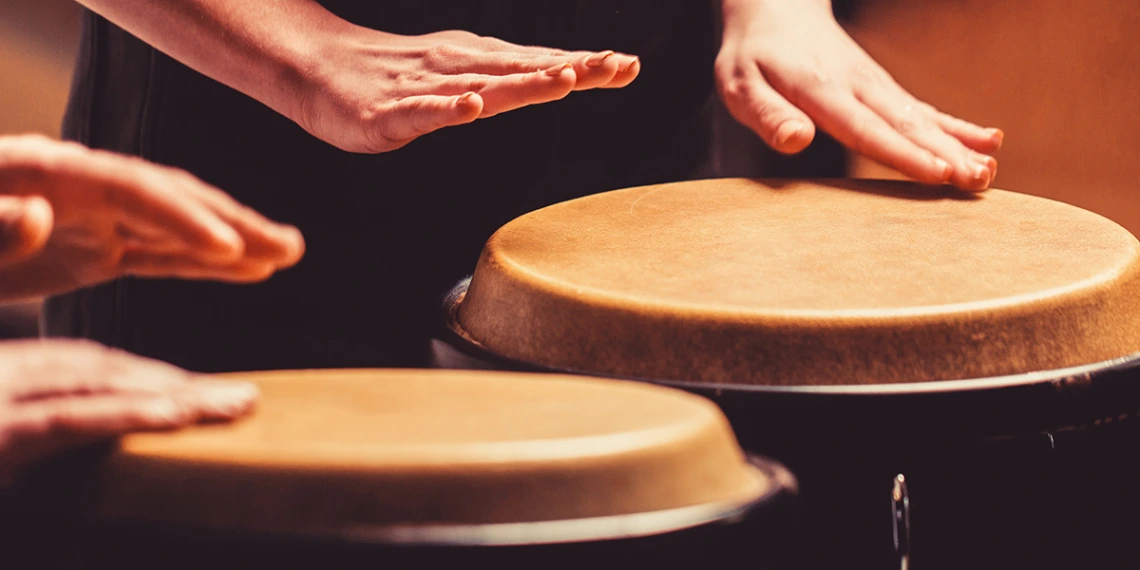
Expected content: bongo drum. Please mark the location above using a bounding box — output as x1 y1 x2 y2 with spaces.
2 369 796 570
434 178 1140 569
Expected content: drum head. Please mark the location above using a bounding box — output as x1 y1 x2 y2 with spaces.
455 179 1140 386
74 369 786 545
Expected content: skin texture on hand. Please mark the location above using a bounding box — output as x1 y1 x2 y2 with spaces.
0 339 258 480
0 135 306 302
717 0 1003 191
76 0 639 153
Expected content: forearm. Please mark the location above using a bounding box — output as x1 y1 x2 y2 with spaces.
721 0 833 34
75 0 356 122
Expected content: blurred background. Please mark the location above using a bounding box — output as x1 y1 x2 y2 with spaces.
1 0 1138 337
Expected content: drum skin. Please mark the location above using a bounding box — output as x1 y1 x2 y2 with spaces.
0 369 797 570
82 369 773 536
456 178 1140 386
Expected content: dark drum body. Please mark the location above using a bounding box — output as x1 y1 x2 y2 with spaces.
433 179 1140 570
435 279 1140 569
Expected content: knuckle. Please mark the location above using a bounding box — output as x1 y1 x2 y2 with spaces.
423 43 463 68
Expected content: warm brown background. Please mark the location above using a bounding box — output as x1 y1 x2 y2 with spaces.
1 1 1138 332
847 0 1140 236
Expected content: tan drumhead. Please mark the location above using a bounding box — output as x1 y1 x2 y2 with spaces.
456 179 1140 386
88 369 772 541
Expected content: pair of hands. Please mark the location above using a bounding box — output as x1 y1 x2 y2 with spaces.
288 1 999 191
0 134 303 480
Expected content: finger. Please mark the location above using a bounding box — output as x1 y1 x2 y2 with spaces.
84 153 246 263
858 89 995 191
121 251 279 283
808 93 955 187
476 41 638 90
0 196 53 267
718 63 816 154
934 112 1004 154
372 93 484 148
172 379 259 422
0 395 190 471
422 43 581 76
439 66 576 118
568 51 621 91
602 56 641 89
0 339 192 399
168 171 305 268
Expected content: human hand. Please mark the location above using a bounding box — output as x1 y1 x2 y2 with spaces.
290 28 640 152
0 135 305 301
0 339 257 480
716 0 1002 191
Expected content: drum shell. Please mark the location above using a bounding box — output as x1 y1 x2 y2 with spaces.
1 444 799 570
435 278 1140 570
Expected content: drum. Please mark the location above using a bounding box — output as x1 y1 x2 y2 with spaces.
434 178 1140 569
1 369 796 570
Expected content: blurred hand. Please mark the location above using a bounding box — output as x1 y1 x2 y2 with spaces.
292 28 640 152
716 0 1002 191
0 135 305 301
0 339 257 480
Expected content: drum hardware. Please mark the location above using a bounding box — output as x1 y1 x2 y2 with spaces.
892 474 910 570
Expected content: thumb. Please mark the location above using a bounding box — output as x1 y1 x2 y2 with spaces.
0 196 53 268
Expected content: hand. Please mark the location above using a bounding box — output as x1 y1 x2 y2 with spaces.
290 28 640 152
0 135 306 301
0 339 258 480
716 0 1002 192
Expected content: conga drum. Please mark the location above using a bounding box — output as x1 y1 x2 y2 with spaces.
434 178 1140 569
1 369 796 570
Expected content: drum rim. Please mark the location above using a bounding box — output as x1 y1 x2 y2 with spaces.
83 455 794 548
440 276 1140 397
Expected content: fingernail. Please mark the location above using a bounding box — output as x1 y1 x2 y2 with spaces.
974 152 998 174
619 56 640 73
987 128 1004 148
585 51 615 68
971 163 991 188
933 158 952 182
545 63 573 77
774 121 806 150
456 92 475 106
195 380 259 418
147 398 189 426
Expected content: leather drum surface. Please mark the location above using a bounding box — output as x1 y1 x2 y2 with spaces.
456 179 1140 386
85 369 773 543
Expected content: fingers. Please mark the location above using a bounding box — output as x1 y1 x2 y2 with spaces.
601 56 641 89
171 379 259 422
808 92 955 186
934 112 1004 154
0 341 259 474
438 40 638 90
437 66 577 117
120 250 278 283
76 152 246 264
0 196 52 268
372 92 484 148
167 170 305 269
0 395 188 471
858 89 996 191
718 63 816 154
0 339 191 399
0 384 255 473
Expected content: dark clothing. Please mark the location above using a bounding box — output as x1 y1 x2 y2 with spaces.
45 2 720 372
